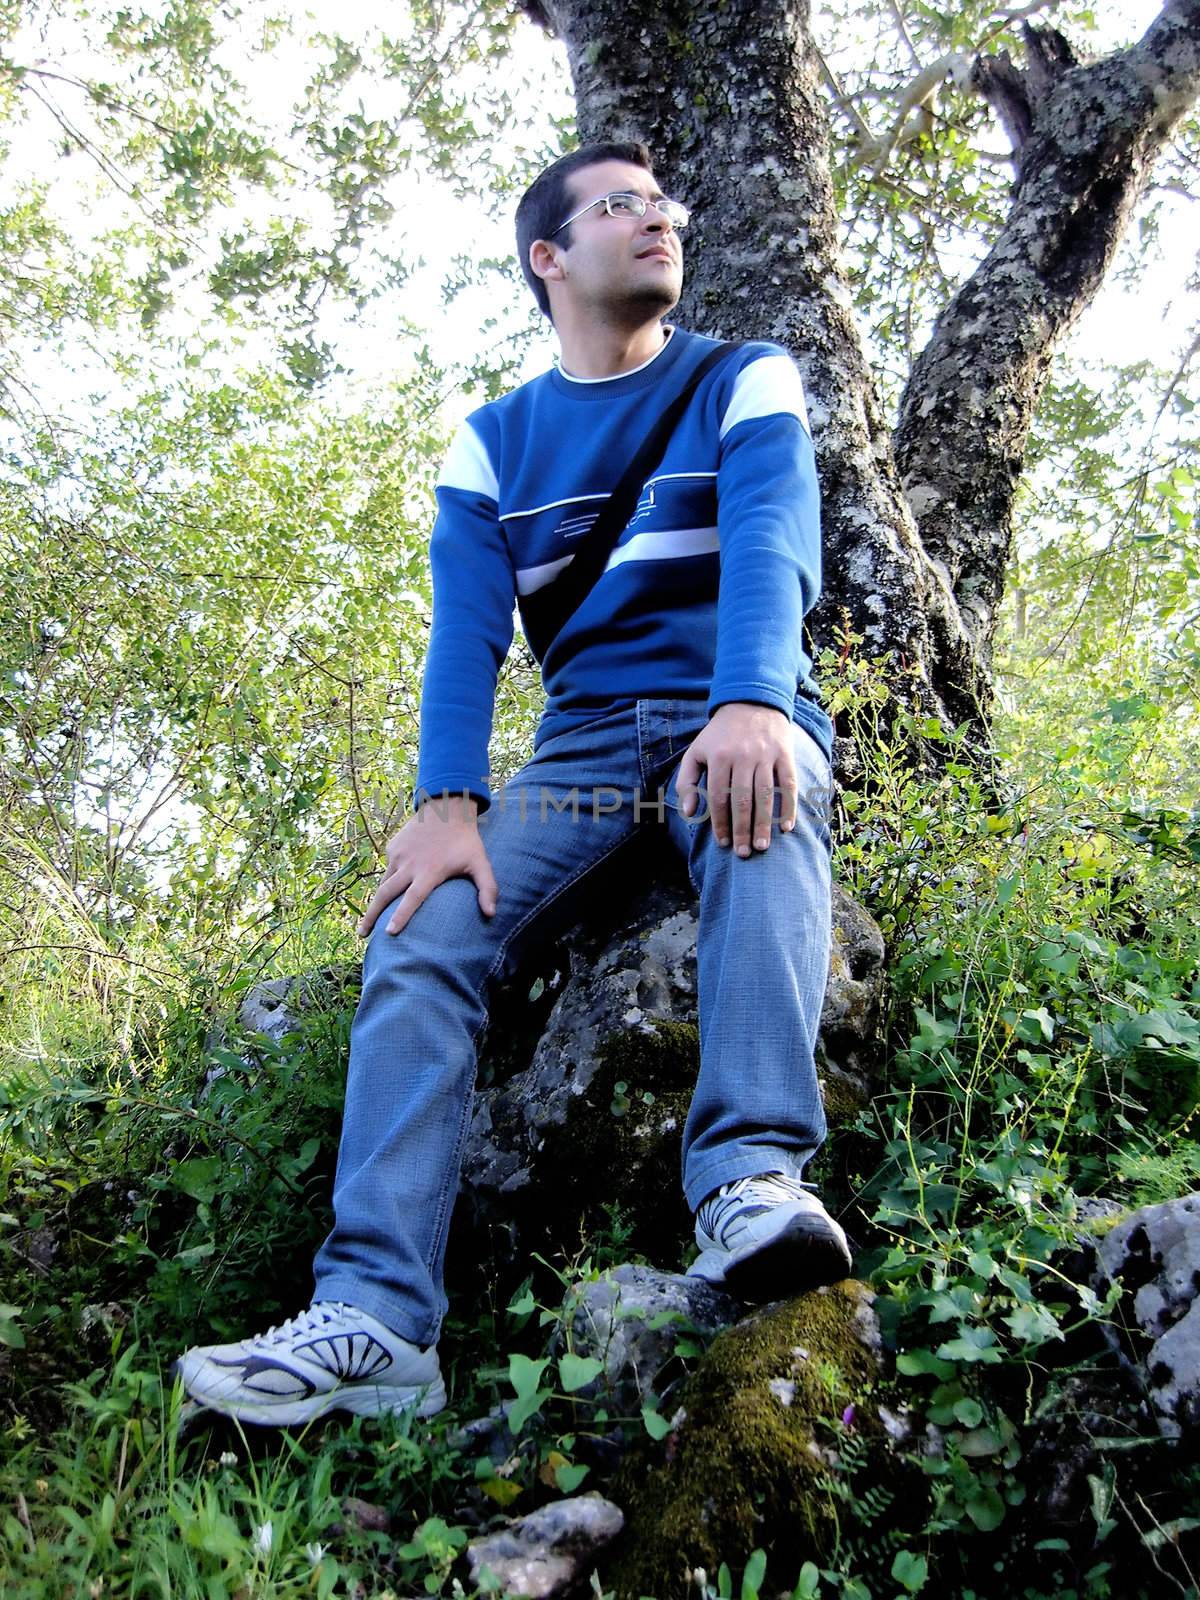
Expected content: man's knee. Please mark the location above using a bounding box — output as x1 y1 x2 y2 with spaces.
364 876 498 973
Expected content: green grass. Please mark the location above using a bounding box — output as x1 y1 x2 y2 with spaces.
2 659 1199 1597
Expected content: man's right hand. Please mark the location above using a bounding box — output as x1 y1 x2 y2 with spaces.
356 795 499 939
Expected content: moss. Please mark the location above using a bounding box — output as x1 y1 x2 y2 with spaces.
606 1284 904 1599
817 1065 869 1126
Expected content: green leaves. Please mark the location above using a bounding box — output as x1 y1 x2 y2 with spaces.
964 1486 1006 1532
170 1157 223 1204
896 1349 957 1380
934 1327 1002 1365
397 1516 469 1593
505 1353 551 1434
891 1549 928 1593
557 1352 603 1393
741 1548 767 1600
1004 1301 1064 1347
0 1303 24 1349
641 1404 673 1440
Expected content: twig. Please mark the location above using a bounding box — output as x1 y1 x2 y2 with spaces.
886 0 923 72
1153 325 1200 428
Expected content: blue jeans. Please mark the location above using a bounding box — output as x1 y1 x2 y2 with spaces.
313 698 833 1347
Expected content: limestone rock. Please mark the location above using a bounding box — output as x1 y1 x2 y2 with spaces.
818 887 887 1109
233 966 358 1045
237 975 306 1044
464 1494 624 1598
1094 1191 1200 1437
567 1263 743 1411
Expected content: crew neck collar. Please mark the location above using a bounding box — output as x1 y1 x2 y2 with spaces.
548 325 693 402
554 325 676 384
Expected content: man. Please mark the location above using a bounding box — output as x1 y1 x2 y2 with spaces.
176 141 851 1428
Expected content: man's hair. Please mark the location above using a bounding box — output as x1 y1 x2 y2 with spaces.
515 141 654 319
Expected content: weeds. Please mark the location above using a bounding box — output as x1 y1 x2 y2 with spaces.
1 651 1199 1596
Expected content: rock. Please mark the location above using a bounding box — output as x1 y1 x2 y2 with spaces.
819 889 887 1094
238 975 306 1044
1020 1370 1154 1532
235 966 359 1046
567 1264 743 1412
459 877 885 1260
606 1282 913 1598
1094 1191 1200 1436
465 1494 624 1598
341 1496 392 1533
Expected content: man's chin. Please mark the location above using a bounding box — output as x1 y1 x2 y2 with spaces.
625 280 681 318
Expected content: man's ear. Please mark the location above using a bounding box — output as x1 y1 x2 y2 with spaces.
529 238 565 288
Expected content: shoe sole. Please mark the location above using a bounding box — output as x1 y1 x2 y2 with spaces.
688 1213 852 1301
176 1371 447 1428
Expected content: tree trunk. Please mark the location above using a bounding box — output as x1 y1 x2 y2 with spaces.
527 0 1200 743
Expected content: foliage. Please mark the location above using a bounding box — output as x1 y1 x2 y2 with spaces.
820 0 1200 398
814 648 1200 1595
997 360 1199 799
0 0 545 385
0 0 1198 1595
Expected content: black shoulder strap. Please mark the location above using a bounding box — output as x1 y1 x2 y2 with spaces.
520 340 739 660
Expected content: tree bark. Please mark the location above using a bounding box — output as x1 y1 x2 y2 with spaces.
526 0 1200 741
896 1 1200 684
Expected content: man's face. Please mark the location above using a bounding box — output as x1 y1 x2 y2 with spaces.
549 158 684 320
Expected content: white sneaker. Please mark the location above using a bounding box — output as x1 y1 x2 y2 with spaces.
687 1172 852 1299
175 1302 447 1426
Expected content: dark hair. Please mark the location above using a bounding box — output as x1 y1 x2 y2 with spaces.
515 141 654 319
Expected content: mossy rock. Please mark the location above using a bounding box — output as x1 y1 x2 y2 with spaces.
521 1018 700 1265
605 1282 912 1598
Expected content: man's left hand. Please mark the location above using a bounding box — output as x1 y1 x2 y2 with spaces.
677 702 797 856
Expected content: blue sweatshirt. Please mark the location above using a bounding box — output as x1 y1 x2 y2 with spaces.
415 325 832 808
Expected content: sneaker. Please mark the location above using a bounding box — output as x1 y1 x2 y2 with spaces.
174 1302 447 1427
687 1172 852 1299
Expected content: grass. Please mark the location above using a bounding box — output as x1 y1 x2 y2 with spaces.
1 662 1199 1597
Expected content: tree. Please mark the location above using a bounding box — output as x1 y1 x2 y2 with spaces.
2 0 1196 1002
520 0 1200 741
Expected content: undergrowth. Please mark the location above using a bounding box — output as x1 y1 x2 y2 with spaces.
1 650 1198 1597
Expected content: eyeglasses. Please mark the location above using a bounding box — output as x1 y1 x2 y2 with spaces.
548 191 690 238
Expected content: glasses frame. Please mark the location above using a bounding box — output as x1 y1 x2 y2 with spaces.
547 190 690 239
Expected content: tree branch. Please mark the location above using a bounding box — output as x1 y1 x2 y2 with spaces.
895 0 1200 679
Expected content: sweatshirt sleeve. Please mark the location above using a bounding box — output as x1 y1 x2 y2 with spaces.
706 351 822 722
414 418 515 811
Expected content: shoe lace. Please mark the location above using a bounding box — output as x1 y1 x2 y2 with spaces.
257 1303 346 1348
700 1172 811 1235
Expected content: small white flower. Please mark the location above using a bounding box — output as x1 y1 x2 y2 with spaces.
218 1452 237 1467
305 1543 326 1567
693 1568 708 1593
252 1521 273 1555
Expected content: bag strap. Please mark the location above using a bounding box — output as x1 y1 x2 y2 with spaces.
520 339 740 659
